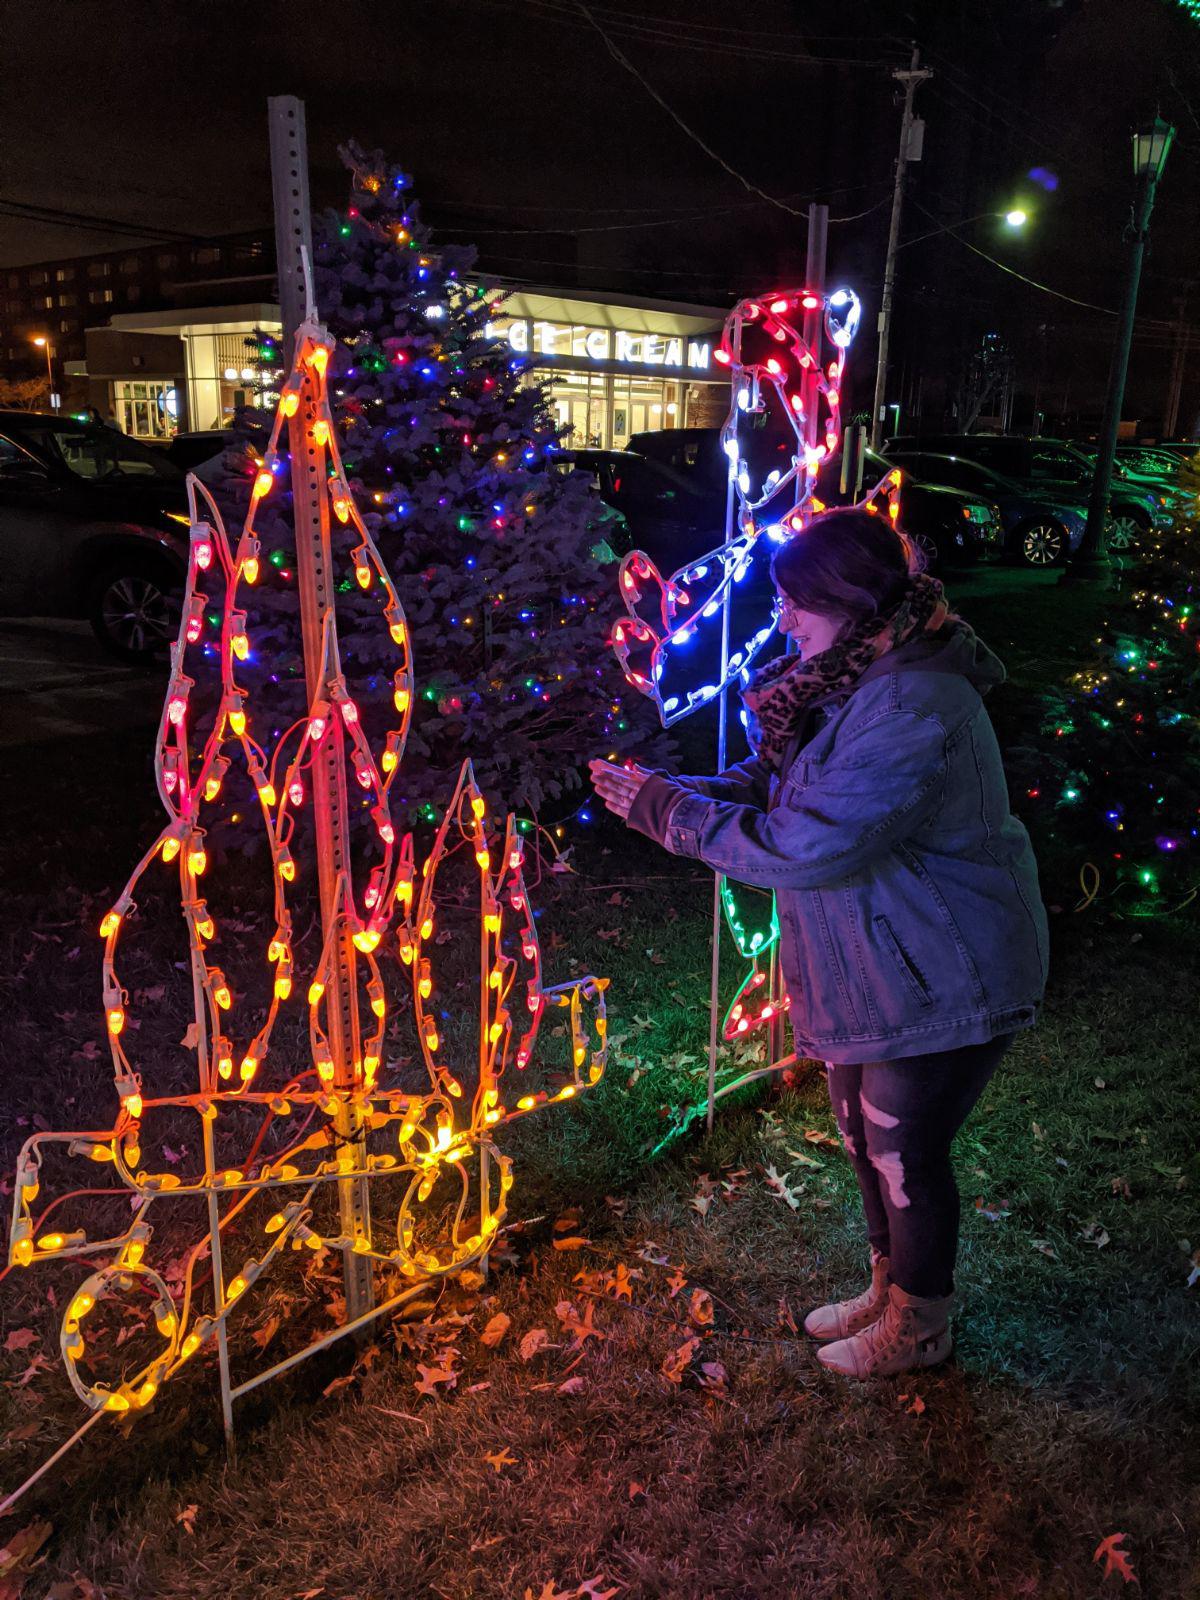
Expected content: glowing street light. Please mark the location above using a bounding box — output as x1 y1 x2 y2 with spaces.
30 335 57 410
1005 208 1028 227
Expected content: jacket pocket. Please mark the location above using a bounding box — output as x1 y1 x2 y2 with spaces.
873 914 934 1009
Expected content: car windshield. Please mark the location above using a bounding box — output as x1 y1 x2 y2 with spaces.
20 422 183 483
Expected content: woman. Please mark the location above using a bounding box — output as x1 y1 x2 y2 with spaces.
590 508 1048 1380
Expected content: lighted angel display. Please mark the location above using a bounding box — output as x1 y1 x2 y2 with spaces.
7 315 608 1428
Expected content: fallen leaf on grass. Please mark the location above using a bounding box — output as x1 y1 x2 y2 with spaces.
555 1299 605 1350
596 929 623 942
250 1313 282 1351
1030 1239 1059 1260
974 1197 1012 1222
608 1263 641 1301
557 1375 586 1394
1093 1531 1138 1584
1078 1219 1111 1248
604 1194 629 1218
662 1337 700 1385
666 1266 688 1298
1185 1247 1200 1289
698 1360 729 1398
176 1504 198 1535
636 1240 670 1266
689 1192 713 1218
898 1392 926 1416
802 1127 841 1150
479 1312 511 1347
180 1022 200 1050
764 1165 802 1210
0 1521 52 1580
322 1372 357 1399
785 1147 824 1169
578 1577 624 1599
3 1329 37 1353
552 1236 591 1252
523 1583 575 1600
688 1288 714 1327
519 1328 553 1361
414 1361 459 1398
483 1447 517 1473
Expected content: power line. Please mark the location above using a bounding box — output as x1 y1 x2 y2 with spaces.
572 1 855 222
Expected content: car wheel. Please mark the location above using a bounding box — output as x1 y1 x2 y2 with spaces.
907 529 941 569
1106 514 1140 552
88 561 182 660
1017 520 1065 566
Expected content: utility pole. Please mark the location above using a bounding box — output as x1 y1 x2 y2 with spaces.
1065 115 1174 582
1164 287 1191 438
870 46 932 449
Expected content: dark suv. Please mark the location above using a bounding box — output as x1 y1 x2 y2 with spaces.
0 411 190 657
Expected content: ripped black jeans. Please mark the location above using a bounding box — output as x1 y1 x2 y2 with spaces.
824 1034 1013 1299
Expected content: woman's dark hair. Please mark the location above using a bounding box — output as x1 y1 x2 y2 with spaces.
770 507 921 637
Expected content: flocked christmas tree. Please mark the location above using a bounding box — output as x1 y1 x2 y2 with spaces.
222 141 666 825
1013 503 1200 908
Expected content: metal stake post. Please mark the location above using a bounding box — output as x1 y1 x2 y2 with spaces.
268 95 373 1321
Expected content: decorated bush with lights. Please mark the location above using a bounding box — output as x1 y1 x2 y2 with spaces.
229 141 663 826
1015 515 1200 908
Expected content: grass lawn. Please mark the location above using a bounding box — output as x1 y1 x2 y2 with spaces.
1 569 1198 1599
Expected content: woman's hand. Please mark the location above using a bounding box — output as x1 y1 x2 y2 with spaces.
589 758 653 820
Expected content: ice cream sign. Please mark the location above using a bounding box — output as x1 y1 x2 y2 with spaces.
485 317 712 373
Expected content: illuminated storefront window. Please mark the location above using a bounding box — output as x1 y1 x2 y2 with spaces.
112 380 178 441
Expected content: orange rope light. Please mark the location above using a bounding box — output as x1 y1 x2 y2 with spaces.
6 317 609 1424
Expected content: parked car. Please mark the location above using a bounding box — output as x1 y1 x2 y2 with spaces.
166 429 230 473
884 433 1172 550
558 447 722 567
884 449 1087 565
0 410 190 658
625 429 1000 569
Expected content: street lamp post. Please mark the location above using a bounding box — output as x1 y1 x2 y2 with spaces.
1064 115 1174 582
31 336 57 410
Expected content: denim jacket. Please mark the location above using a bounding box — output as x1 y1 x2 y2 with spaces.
628 629 1049 1063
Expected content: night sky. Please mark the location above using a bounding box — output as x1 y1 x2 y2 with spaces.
3 0 1198 425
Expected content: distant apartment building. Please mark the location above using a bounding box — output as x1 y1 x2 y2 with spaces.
2 233 728 445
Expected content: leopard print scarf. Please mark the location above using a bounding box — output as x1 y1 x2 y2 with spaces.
742 573 957 774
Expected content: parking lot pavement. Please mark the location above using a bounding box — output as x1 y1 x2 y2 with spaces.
0 618 162 750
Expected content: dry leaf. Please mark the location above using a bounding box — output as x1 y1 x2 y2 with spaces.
688 1288 714 1327
1093 1532 1138 1584
523 1582 575 1600
519 1327 552 1361
666 1266 687 1298
974 1197 1012 1222
604 1194 629 1217
3 1329 37 1353
250 1313 282 1351
578 1578 624 1599
413 1361 459 1398
176 1504 199 1535
552 1212 582 1234
1079 1219 1111 1248
456 1269 486 1291
322 1372 357 1399
180 1021 200 1050
764 1165 802 1210
557 1375 586 1394
898 1392 926 1416
689 1193 713 1218
555 1299 605 1349
609 1263 641 1301
479 1312 511 1347
662 1336 699 1384
552 1236 590 1252
636 1240 670 1265
483 1447 517 1473
1030 1239 1059 1260
0 1521 52 1578
698 1360 729 1397
802 1127 841 1149
785 1147 824 1169
628 1481 647 1503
